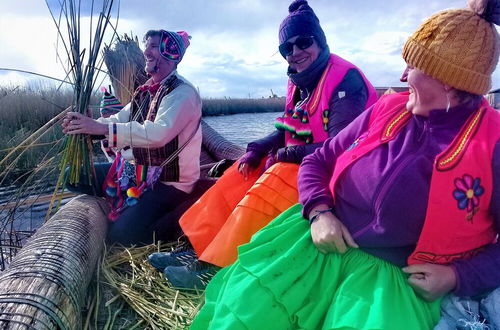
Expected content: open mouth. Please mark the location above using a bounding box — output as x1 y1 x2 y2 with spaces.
295 57 308 65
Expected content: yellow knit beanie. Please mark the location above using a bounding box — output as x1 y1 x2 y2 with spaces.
402 0 500 95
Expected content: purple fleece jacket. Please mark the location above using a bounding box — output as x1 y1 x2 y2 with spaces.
298 97 500 297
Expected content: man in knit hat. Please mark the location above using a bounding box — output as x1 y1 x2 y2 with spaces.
62 29 202 246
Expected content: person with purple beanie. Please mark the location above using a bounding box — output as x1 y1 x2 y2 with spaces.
190 0 500 329
150 0 377 290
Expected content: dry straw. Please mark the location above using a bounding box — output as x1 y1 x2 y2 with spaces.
86 242 205 329
103 34 148 105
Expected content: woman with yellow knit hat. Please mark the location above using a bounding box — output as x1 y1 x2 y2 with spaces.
190 0 500 329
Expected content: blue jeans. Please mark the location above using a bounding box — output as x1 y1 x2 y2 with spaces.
434 288 500 330
66 163 189 246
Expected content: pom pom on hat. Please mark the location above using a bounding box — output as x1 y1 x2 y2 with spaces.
99 87 123 118
468 0 500 24
278 0 327 52
402 0 500 95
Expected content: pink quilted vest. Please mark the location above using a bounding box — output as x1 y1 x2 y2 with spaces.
276 54 377 147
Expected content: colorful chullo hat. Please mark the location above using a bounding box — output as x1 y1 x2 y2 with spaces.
278 0 327 51
99 87 123 118
402 0 500 95
159 30 191 63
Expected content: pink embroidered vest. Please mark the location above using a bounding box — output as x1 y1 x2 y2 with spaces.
275 54 377 147
329 92 500 265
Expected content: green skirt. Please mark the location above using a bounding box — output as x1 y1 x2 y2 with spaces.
191 204 441 330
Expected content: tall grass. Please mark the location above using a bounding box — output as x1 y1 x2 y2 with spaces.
0 85 101 183
0 86 285 179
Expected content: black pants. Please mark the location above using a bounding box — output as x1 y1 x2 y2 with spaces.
66 163 190 246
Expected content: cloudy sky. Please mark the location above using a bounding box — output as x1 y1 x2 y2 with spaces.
0 0 498 98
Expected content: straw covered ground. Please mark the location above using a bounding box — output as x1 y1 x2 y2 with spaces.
84 241 205 329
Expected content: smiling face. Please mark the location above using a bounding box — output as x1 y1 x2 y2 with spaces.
285 35 321 73
144 35 175 81
405 65 449 116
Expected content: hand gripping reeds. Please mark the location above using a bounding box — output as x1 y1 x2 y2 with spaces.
45 0 118 219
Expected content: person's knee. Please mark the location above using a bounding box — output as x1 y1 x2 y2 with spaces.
107 221 153 246
107 225 129 245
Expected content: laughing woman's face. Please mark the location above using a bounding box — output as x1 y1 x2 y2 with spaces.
284 36 321 73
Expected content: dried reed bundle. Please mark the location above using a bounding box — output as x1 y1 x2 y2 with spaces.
94 243 205 329
103 34 148 105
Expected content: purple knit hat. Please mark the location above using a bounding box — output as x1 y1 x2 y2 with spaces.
278 0 327 48
159 30 191 63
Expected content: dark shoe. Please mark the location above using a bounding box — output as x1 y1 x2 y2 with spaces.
147 244 197 271
163 260 220 290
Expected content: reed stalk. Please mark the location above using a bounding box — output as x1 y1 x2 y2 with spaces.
43 0 118 217
46 0 117 183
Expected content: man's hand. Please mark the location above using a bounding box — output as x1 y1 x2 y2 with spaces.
62 112 108 135
402 263 457 301
310 206 358 254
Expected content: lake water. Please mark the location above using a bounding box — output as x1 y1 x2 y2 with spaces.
203 112 282 146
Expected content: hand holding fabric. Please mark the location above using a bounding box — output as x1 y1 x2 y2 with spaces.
402 263 457 301
238 150 266 179
63 112 108 136
310 205 358 254
238 162 256 180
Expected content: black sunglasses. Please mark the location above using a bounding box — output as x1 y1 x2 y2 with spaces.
279 36 315 57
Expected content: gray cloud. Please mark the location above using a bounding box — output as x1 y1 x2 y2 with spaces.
0 0 498 97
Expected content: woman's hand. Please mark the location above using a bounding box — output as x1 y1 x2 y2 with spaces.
310 206 358 254
402 263 457 301
238 162 255 180
62 112 108 135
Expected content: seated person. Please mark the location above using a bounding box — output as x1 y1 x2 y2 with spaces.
62 29 202 246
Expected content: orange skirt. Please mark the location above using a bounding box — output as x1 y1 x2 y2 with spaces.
199 162 299 267
179 160 264 256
